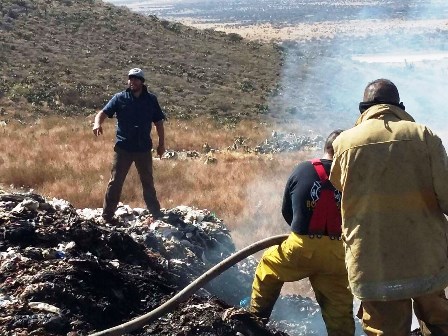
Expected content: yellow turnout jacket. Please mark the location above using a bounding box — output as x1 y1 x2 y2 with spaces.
330 104 448 301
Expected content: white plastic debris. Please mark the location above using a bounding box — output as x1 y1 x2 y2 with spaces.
0 292 17 308
11 199 39 213
132 207 147 215
49 198 72 212
109 260 120 268
76 207 103 220
185 209 206 223
115 205 133 217
28 302 61 314
22 199 39 211
149 222 179 238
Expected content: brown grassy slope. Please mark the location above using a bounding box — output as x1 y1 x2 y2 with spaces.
0 0 282 123
0 117 314 244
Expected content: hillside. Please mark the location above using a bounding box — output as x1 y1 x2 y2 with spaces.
0 0 282 123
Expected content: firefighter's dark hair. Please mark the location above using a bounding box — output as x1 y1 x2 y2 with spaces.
358 79 405 113
364 79 400 104
325 129 343 155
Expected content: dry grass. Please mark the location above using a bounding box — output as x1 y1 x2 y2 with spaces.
165 118 272 151
0 116 320 247
0 116 322 296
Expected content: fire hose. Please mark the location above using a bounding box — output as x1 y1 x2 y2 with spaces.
89 234 289 336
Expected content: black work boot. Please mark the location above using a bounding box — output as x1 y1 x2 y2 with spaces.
101 214 120 226
150 209 164 220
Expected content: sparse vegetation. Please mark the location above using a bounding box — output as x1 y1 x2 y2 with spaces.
0 117 318 246
0 0 282 123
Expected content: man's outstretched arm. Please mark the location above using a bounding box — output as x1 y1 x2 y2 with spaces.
93 110 107 136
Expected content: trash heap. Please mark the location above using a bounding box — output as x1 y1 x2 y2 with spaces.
161 150 201 160
159 131 325 162
0 191 292 336
0 191 423 336
254 132 324 154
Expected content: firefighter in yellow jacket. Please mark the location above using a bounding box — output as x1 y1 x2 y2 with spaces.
249 130 355 336
330 79 448 335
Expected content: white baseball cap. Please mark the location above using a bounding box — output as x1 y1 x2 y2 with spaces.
128 68 145 82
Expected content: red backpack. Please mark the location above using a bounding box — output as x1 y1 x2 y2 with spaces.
308 159 342 237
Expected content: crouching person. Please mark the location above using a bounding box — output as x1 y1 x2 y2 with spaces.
249 129 355 336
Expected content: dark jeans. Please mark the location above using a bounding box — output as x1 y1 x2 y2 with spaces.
103 146 161 218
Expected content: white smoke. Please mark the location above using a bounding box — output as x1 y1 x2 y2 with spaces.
272 1 448 144
265 2 448 333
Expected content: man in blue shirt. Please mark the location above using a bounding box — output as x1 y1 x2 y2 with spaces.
93 68 166 223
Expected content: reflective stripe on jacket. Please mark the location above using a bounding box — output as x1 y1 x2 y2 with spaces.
330 104 448 301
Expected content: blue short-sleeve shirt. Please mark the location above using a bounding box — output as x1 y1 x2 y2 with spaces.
102 86 166 152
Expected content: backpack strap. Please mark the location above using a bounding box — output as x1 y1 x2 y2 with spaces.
310 159 328 182
308 159 342 238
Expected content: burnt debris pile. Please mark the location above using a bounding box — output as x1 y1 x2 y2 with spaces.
0 191 425 336
0 191 290 336
160 131 324 163
254 132 324 154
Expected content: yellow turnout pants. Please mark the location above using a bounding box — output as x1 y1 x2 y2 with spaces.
250 233 355 336
359 290 448 336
